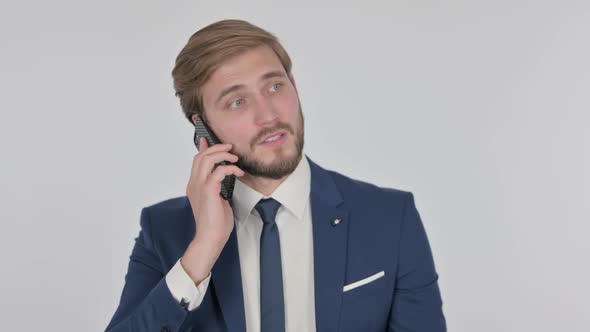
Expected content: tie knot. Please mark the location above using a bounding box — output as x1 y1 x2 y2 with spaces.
254 198 281 225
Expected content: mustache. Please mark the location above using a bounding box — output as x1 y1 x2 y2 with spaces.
251 122 293 147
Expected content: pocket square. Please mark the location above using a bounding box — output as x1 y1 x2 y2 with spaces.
343 271 385 292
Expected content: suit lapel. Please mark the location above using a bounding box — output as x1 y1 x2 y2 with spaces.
307 156 350 332
209 155 349 332
211 225 246 331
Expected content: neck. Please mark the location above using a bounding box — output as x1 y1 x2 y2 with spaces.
239 173 289 197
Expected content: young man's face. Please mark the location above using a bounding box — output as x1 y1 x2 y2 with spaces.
194 44 304 179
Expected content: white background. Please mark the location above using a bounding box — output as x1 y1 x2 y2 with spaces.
1 1 588 331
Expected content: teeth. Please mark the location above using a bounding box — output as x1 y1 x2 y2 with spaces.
264 133 282 142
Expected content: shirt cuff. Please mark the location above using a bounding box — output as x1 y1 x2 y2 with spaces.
165 258 211 311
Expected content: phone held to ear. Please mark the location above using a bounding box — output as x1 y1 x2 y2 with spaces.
193 115 237 200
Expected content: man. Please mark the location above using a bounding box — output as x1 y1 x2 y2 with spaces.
106 19 446 332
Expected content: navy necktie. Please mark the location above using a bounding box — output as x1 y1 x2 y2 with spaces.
254 198 286 332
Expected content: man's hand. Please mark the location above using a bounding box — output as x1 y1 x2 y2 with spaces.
181 137 245 284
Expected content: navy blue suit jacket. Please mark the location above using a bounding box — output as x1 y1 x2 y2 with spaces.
106 156 446 331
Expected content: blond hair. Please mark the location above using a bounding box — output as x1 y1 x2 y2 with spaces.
172 19 293 124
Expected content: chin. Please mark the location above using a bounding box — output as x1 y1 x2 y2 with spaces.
255 150 295 167
238 144 302 179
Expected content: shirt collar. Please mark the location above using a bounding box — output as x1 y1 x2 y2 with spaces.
231 154 311 226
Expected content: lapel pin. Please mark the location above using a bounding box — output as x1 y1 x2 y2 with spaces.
331 218 342 227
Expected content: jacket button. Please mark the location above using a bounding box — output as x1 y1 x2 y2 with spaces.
161 326 171 332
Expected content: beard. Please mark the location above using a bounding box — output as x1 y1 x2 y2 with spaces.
232 105 305 180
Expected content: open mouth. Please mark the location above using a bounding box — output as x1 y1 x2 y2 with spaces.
258 132 287 146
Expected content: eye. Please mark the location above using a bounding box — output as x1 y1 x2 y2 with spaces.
228 98 245 109
269 82 283 92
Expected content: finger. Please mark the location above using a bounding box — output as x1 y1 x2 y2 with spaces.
196 151 240 181
192 142 233 173
197 152 239 178
197 140 233 156
206 165 245 188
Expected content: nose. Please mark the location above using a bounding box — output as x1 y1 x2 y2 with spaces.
253 94 279 126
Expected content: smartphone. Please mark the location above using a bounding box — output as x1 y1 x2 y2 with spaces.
193 115 236 200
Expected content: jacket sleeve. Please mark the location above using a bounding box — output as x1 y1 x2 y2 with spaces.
105 207 188 332
387 192 447 331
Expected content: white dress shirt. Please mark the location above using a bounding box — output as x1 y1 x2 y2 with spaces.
166 155 317 332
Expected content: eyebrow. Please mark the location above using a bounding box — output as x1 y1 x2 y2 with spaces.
214 70 287 105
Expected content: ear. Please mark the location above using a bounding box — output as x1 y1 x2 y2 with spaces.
191 114 199 125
